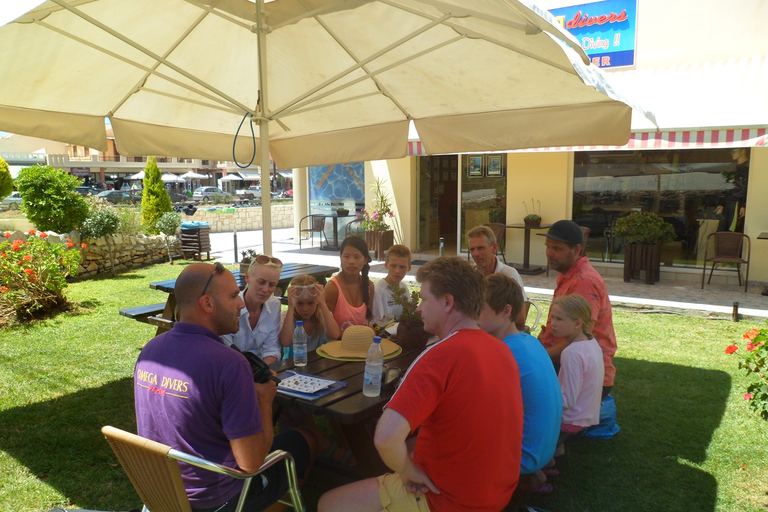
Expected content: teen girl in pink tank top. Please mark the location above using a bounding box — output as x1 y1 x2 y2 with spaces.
324 236 374 330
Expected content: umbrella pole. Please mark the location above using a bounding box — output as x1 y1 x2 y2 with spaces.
257 0 272 255
260 120 272 255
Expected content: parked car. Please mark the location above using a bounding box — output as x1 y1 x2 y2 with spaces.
75 186 99 197
96 190 137 205
235 185 262 201
192 186 232 203
1 191 22 210
129 189 192 204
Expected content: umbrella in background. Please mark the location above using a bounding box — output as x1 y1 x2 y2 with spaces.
0 0 656 252
161 173 184 183
128 170 144 180
180 171 208 179
219 174 243 182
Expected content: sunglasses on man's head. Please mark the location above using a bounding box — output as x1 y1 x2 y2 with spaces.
201 262 226 297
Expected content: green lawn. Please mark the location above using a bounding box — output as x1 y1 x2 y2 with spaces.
0 262 766 511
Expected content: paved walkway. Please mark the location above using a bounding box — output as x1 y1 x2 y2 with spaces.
208 229 768 321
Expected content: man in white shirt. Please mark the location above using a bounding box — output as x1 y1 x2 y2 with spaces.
468 225 528 329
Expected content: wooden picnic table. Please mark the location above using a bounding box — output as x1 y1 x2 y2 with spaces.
121 262 339 334
270 345 423 478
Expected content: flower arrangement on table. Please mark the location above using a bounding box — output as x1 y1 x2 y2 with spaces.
726 325 768 420
360 178 394 232
390 284 430 350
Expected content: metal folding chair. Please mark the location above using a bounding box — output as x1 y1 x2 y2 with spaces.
101 426 304 512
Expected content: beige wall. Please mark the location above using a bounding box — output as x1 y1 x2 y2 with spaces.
504 152 573 267
745 147 768 282
293 167 308 242
365 157 415 249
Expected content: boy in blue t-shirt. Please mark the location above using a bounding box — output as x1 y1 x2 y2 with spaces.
478 273 563 495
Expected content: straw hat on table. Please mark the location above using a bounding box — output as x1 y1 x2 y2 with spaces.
320 325 400 359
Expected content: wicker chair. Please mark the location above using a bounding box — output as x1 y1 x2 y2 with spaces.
101 426 304 512
700 231 751 292
298 214 328 249
484 223 507 264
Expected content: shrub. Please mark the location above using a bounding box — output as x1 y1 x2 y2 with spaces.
81 197 121 276
156 211 181 264
0 230 82 321
15 165 89 233
0 157 12 199
141 156 172 234
116 207 143 235
614 211 675 245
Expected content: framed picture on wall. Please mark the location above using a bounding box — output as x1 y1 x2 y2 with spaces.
487 155 503 177
468 156 483 177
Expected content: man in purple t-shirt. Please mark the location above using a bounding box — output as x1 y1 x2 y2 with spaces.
135 262 315 511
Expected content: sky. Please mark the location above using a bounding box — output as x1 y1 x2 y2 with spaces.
0 1 45 27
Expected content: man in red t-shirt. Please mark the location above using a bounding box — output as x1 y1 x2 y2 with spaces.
538 219 617 399
319 257 524 512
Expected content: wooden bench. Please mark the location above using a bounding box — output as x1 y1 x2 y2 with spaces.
119 303 167 324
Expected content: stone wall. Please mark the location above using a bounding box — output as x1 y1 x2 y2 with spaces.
185 205 294 232
78 233 182 277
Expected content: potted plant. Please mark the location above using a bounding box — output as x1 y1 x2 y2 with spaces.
614 211 675 284
361 178 395 260
239 248 259 275
391 285 430 351
523 198 541 228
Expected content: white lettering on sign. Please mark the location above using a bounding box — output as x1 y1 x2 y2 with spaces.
582 37 609 50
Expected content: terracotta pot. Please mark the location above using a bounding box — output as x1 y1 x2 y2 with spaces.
396 319 430 352
524 217 541 228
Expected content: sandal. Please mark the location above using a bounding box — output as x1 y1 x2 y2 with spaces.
526 482 553 495
541 467 560 477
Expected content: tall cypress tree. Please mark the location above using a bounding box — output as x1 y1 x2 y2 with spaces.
0 157 13 199
141 156 172 234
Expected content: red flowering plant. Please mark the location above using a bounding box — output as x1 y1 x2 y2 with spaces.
726 325 768 419
0 230 82 321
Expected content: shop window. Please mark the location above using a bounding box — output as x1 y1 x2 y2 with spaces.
572 148 749 268
459 154 507 253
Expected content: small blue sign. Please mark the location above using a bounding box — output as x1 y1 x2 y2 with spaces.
550 0 637 68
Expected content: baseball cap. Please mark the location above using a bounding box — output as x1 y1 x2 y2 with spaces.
537 220 584 246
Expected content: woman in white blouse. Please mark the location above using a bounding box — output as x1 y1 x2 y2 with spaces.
221 255 283 363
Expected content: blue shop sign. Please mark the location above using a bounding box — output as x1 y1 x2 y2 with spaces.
550 0 637 69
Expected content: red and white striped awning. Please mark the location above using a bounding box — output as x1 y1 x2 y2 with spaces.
407 127 767 156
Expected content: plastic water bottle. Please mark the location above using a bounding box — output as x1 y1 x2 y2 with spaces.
363 336 384 397
293 321 308 366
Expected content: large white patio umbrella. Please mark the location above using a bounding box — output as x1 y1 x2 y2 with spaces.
161 173 185 183
0 0 655 253
180 171 209 179
128 171 145 180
